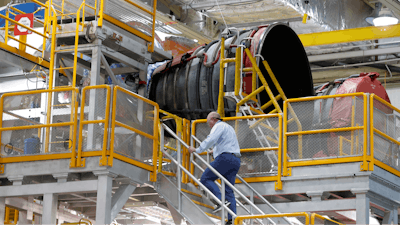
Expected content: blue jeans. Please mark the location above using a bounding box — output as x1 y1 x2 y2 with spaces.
200 153 241 220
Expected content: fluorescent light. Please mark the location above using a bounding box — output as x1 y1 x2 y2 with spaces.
373 16 399 26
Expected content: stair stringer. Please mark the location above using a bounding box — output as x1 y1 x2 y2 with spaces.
156 173 216 224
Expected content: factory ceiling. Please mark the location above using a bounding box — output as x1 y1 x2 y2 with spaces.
154 0 400 85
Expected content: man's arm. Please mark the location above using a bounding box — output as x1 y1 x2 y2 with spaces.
188 124 224 154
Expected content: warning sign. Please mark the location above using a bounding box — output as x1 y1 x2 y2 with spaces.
14 13 34 36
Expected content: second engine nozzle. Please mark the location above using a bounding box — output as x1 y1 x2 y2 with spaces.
148 23 314 120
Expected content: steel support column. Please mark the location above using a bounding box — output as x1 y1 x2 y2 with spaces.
0 197 5 224
382 207 399 224
19 211 28 224
352 188 370 224
42 193 58 224
87 39 104 151
95 172 115 224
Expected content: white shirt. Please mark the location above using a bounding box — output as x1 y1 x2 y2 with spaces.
195 121 241 159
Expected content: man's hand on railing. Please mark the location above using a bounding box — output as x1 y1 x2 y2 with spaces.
188 146 196 153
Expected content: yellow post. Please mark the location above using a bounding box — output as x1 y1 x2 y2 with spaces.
61 0 65 19
101 86 112 166
13 209 19 224
350 97 355 155
98 0 104 27
339 136 343 156
369 94 375 171
234 46 241 96
151 102 160 182
158 124 163 173
4 10 8 44
283 101 289 176
275 113 283 190
82 0 86 32
18 36 28 52
44 12 58 153
217 37 226 117
42 2 48 58
252 67 256 93
108 87 118 167
5 207 10 223
362 94 369 171
73 3 84 88
71 88 79 167
77 87 87 166
148 0 157 52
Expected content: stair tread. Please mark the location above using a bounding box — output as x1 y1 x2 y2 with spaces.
191 199 214 210
181 188 202 198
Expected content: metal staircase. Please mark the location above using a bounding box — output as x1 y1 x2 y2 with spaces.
156 123 292 224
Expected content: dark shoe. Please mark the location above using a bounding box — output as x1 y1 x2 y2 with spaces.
226 219 233 225
212 201 231 213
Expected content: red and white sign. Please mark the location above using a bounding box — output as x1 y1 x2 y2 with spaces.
14 13 34 36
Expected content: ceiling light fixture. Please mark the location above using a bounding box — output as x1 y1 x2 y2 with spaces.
372 7 398 26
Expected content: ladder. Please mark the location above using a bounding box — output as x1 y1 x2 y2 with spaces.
157 123 292 225
218 28 303 173
217 29 282 173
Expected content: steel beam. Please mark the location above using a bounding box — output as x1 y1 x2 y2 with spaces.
182 0 261 9
221 17 302 29
101 48 147 71
111 184 137 221
299 24 400 47
236 199 357 215
0 180 98 197
308 46 400 62
5 197 92 222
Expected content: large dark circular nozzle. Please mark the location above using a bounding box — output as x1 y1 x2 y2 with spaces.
148 23 314 119
253 23 314 111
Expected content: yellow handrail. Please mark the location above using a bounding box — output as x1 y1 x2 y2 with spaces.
109 86 160 181
234 212 310 225
311 213 343 225
77 85 111 167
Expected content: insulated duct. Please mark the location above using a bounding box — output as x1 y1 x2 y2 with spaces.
148 23 314 120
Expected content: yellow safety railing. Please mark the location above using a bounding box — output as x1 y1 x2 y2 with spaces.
97 0 157 52
310 213 344 225
109 86 159 181
234 212 344 225
283 93 368 173
4 206 19 224
61 218 93 225
0 87 79 165
158 110 188 179
77 85 112 167
234 212 310 225
370 94 400 176
191 114 283 188
0 2 49 57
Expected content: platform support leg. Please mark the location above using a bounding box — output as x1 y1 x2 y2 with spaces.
42 193 58 224
95 172 114 224
383 207 399 224
19 211 28 224
352 188 370 224
0 197 5 224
